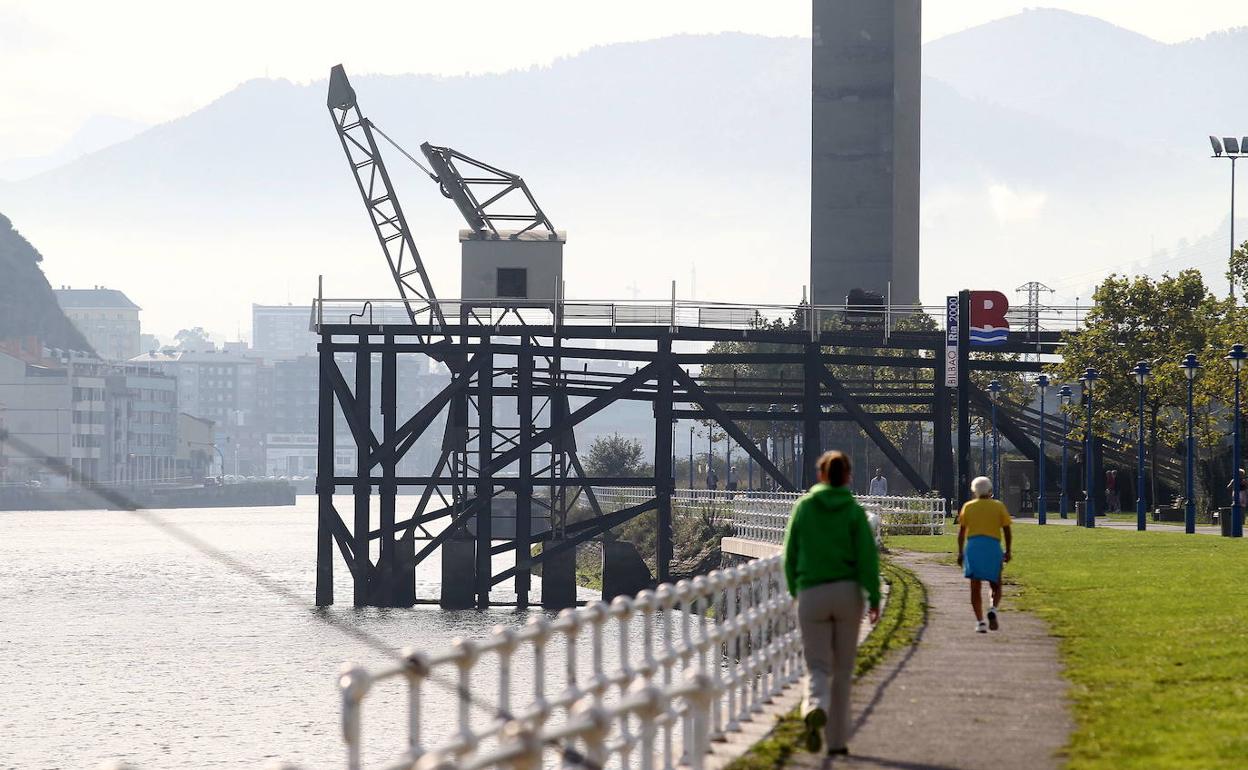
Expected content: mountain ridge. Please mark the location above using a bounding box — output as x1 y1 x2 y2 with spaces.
0 14 1243 336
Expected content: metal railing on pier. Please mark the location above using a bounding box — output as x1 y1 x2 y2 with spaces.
312 296 1088 336
338 556 799 769
590 487 947 540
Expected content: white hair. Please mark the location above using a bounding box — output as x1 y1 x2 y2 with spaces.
971 476 993 498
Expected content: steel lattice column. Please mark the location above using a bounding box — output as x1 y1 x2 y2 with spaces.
654 334 674 583
353 335 372 607
516 336 534 608
802 341 823 486
476 338 493 608
315 332 335 607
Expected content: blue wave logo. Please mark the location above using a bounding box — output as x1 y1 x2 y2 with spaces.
970 327 1008 346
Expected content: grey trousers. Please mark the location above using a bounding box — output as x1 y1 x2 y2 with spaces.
797 580 863 750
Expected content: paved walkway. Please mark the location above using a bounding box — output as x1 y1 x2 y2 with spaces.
785 552 1071 770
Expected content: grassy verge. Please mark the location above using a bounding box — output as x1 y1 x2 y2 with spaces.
724 560 927 770
889 526 1248 769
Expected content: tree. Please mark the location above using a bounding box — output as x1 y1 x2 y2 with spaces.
174 327 213 351
1055 270 1231 507
584 433 648 478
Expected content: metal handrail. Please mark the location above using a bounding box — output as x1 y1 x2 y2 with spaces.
310 296 1087 335
338 555 798 770
590 487 947 539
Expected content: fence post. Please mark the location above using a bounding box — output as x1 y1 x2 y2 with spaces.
339 665 371 770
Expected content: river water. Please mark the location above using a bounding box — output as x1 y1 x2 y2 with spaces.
0 496 599 769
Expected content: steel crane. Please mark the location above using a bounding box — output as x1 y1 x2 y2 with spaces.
326 64 448 342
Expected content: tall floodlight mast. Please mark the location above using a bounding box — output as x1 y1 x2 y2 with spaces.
326 64 448 341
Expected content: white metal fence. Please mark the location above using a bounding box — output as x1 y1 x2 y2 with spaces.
590 487 947 541
338 556 799 769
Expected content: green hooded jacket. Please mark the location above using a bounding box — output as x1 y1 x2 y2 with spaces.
781 483 881 607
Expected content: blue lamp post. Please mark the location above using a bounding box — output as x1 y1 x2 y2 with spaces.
1037 374 1050 525
1131 360 1151 531
987 380 1003 497
1180 353 1200 534
1079 367 1099 528
1059 385 1073 519
1228 343 1247 538
980 422 988 478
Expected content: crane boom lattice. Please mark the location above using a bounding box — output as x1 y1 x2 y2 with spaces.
326 64 449 342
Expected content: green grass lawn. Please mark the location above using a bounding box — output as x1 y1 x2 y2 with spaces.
890 526 1248 769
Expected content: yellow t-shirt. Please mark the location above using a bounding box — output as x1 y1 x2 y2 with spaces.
958 498 1012 540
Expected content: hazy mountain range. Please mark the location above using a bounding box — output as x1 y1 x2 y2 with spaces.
1 8 1245 339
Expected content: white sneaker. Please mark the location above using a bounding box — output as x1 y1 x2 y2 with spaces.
987 608 1000 631
975 620 988 633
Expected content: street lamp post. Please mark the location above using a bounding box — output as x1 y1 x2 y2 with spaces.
980 422 987 479
1181 353 1201 533
688 425 694 489
1228 343 1247 538
1210 136 1246 300
1132 361 1152 531
1079 368 1099 528
1037 374 1050 525
987 380 1003 497
1059 385 1073 519
707 428 714 488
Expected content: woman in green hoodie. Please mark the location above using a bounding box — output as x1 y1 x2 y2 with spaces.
783 450 881 757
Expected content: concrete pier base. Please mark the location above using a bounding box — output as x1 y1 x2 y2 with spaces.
602 540 652 601
540 543 577 609
440 540 477 609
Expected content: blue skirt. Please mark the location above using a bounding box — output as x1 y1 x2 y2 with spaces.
964 535 1003 583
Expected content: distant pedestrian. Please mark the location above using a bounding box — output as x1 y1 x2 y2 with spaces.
957 476 1013 633
783 450 881 757
1106 469 1120 512
1227 470 1247 508
707 468 719 491
868 468 888 496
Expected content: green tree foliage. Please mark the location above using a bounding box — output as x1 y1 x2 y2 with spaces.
1056 270 1226 438
174 327 213 351
1055 270 1237 506
1224 238 1248 295
584 433 649 477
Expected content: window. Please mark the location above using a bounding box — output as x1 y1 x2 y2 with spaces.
496 268 527 298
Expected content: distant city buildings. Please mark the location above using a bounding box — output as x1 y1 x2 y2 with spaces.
252 304 315 361
175 412 215 479
129 349 259 428
0 298 653 487
54 286 142 361
0 340 177 484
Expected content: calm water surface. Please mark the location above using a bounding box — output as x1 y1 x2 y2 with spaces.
0 496 592 769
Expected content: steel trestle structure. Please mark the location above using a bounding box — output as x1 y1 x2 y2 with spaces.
313 301 1057 609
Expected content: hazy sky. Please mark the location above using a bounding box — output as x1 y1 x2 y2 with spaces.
3 1 1248 162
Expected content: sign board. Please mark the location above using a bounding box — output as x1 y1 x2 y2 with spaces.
969 290 1010 347
945 296 959 387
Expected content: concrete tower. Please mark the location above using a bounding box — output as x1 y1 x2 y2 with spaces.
811 0 921 308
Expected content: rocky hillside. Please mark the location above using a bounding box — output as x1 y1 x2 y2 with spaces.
0 212 93 353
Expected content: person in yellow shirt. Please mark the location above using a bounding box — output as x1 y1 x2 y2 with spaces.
957 476 1013 633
